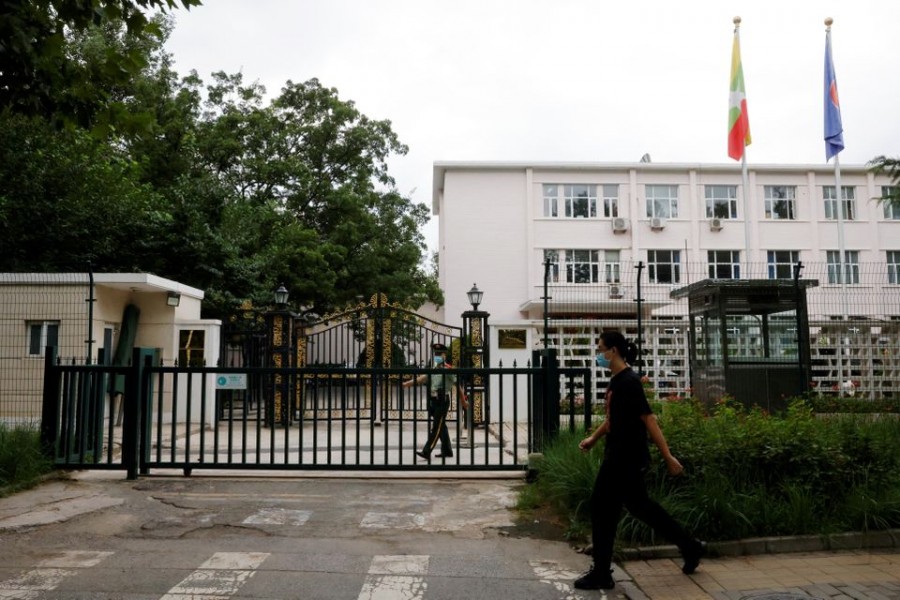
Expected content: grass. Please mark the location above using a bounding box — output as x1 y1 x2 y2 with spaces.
0 421 54 497
521 397 900 547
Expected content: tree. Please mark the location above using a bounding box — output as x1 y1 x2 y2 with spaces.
866 156 900 213
0 0 199 131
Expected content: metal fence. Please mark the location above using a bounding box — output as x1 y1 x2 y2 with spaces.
540 260 900 405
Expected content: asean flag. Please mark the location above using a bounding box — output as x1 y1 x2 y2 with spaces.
824 30 844 160
727 28 751 161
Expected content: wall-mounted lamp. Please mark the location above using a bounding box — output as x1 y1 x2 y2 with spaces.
274 283 289 308
166 291 181 307
466 283 484 312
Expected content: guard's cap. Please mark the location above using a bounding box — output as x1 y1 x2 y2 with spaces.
431 342 448 353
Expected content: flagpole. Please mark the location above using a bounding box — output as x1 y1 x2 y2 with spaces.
826 18 847 322
741 153 751 277
826 17 848 391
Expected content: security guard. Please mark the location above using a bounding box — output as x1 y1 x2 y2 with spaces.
403 342 467 461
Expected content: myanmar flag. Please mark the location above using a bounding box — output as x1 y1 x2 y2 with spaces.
727 27 751 161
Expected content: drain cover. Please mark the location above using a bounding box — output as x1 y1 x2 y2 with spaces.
739 594 824 600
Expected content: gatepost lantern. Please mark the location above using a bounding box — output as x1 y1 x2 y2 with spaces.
462 284 490 428
265 283 296 426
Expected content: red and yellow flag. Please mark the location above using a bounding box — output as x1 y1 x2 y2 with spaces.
727 24 751 161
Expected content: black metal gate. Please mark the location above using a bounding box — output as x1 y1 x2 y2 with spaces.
41 301 593 477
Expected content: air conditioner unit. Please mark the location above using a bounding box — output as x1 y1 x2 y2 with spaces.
649 217 666 230
611 217 628 233
709 217 723 231
609 285 623 299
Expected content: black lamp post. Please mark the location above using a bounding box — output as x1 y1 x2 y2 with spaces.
266 283 295 426
461 283 489 435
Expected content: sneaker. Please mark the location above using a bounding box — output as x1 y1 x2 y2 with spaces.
415 451 431 461
681 539 705 575
573 565 614 590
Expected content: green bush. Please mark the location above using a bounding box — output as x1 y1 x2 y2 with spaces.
525 397 900 545
0 421 53 496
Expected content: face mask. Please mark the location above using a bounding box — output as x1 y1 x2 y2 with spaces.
433 356 444 365
595 353 610 369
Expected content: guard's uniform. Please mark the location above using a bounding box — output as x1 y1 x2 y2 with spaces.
421 363 455 456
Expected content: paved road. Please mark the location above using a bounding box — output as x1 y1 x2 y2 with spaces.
1 472 898 599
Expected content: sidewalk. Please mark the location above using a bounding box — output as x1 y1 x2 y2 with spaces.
620 549 900 600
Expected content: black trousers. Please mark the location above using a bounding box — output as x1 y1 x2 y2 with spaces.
421 391 451 455
590 459 691 570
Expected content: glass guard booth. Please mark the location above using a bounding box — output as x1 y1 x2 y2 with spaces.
670 279 818 411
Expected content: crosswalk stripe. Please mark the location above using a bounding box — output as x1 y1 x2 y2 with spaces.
357 555 428 600
529 560 591 600
159 552 269 600
242 508 311 526
359 512 426 529
0 551 113 600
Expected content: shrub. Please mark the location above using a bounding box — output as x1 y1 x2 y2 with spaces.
0 421 53 496
524 396 900 545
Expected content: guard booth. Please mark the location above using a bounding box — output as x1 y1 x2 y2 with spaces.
670 279 818 412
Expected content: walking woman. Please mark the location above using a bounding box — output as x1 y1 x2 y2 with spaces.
575 331 704 590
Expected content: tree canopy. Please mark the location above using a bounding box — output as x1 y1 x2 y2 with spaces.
867 156 900 211
0 9 441 320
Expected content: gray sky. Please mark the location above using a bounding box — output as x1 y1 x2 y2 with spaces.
165 0 900 253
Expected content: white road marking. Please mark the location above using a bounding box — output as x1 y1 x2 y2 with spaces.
359 512 426 529
242 508 311 526
0 551 113 600
529 559 593 600
159 552 269 600
357 555 428 600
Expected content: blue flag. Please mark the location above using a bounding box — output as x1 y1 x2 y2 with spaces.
824 31 844 160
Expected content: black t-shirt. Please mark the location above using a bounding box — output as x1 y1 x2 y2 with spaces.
603 367 653 468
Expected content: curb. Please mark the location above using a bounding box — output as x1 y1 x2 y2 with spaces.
620 528 900 560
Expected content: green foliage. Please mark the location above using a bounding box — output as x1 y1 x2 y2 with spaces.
524 397 900 546
0 11 442 322
867 155 900 210
0 422 53 496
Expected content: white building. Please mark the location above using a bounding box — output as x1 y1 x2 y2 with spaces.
433 161 900 400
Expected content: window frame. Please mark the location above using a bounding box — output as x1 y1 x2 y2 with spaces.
882 187 900 220
888 250 900 284
767 250 801 280
645 184 679 219
705 185 738 219
764 185 797 220
823 186 856 221
826 250 860 284
708 250 741 279
647 250 681 284
27 320 59 356
564 184 597 219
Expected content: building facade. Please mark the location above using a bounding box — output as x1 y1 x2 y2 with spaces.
432 161 900 401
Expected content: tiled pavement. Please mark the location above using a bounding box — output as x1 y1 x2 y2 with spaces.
621 550 900 600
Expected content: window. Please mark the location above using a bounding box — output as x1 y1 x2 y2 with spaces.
604 250 621 283
764 186 796 220
27 321 59 356
543 249 560 283
566 249 600 283
602 184 619 218
564 184 597 218
646 185 678 219
708 250 741 279
826 250 860 284
705 185 738 219
767 251 800 279
888 250 900 284
542 184 558 217
883 187 900 219
823 186 855 220
648 250 681 284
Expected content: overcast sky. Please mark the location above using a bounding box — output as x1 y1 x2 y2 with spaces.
165 0 900 252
